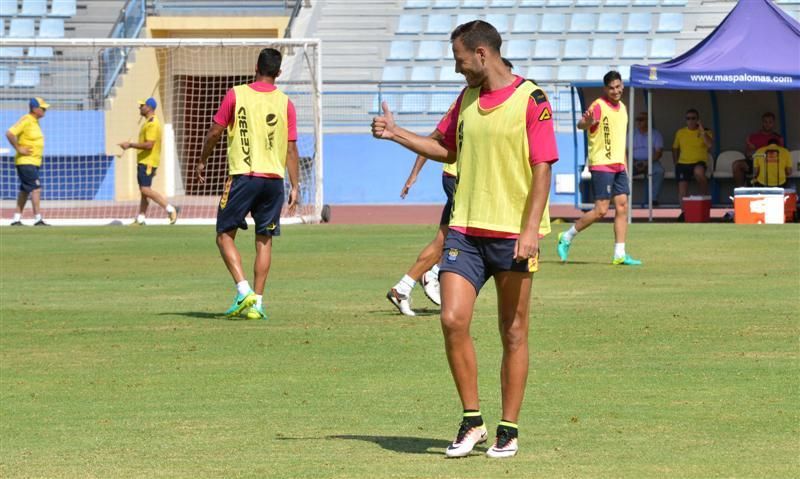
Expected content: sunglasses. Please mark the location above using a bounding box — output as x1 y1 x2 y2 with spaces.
686 116 698 120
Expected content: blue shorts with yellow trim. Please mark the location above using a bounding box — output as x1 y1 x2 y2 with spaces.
216 175 284 236
439 229 537 294
137 163 157 187
16 165 41 192
439 174 457 226
590 170 629 200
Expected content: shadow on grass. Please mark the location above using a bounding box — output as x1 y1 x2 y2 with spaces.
539 260 597 266
369 308 440 317
328 435 451 455
158 312 224 320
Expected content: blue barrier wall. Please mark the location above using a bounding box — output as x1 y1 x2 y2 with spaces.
0 110 105 155
1 156 115 200
323 133 582 205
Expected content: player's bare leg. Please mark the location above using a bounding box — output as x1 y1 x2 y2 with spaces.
15 191 29 216
30 189 41 216
576 198 610 232
388 225 447 314
439 272 480 410
138 194 149 217
613 193 628 244
493 271 532 424
408 224 447 280
694 164 709 195
217 230 246 284
140 186 168 210
253 234 273 295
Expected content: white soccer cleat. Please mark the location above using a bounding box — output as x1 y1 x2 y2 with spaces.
485 430 518 459
445 421 487 458
386 288 415 316
421 269 441 306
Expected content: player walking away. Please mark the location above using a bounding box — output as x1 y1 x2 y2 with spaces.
556 71 642 266
388 59 515 317
6 97 50 226
195 48 300 320
387 129 452 316
118 97 179 225
372 21 557 458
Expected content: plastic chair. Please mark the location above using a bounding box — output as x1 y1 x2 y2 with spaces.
410 65 436 81
388 40 414 60
486 13 509 33
557 65 584 82
418 40 443 60
540 13 565 33
50 0 77 17
591 39 617 59
490 0 516 6
462 0 484 8
713 150 745 179
505 39 530 60
0 66 9 86
621 38 648 59
511 14 537 33
597 13 623 33
657 13 683 33
1 0 18 16
627 13 652 33
397 14 423 34
585 65 610 81
650 38 676 58
426 14 452 34
0 46 24 57
519 0 546 6
405 0 430 8
569 13 595 33
534 39 561 59
432 0 459 8
439 67 462 82
11 66 40 87
28 46 53 57
9 18 35 37
39 18 65 38
20 0 46 16
563 39 590 59
527 65 553 82
381 66 406 82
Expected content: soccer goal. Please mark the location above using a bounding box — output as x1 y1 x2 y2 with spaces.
0 38 323 225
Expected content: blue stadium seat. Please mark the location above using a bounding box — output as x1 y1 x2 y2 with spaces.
563 39 590 59
575 0 601 5
39 18 65 38
512 14 537 33
0 65 9 86
657 13 684 33
440 67 462 82
28 46 53 57
569 13 595 33
591 38 617 59
540 13 565 33
50 0 77 17
9 18 35 37
456 14 481 27
382 66 406 82
410 65 436 81
432 0 459 8
597 13 623 33
526 65 553 82
11 66 40 87
650 38 676 58
605 0 632 5
1 0 17 16
534 39 560 59
485 13 509 33
519 0 546 6
490 0 516 6
371 93 400 114
462 0 484 7
388 40 414 60
504 39 530 60
0 18 4 36
418 40 443 60
405 0 431 8
431 94 456 114
617 64 631 79
627 12 652 32
20 0 46 16
0 46 24 57
547 0 573 6
400 94 428 114
585 65 610 81
633 0 659 5
621 38 648 58
661 0 687 4
426 14 452 34
397 14 423 34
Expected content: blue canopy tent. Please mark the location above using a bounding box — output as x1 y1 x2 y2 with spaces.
626 0 800 220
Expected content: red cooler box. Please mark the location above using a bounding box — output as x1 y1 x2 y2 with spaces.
681 196 711 222
785 188 797 223
733 187 785 224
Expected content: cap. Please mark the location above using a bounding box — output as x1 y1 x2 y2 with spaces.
30 97 50 110
137 97 157 110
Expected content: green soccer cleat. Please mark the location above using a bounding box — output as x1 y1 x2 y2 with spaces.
224 291 256 318
612 255 643 266
245 305 267 320
556 231 571 262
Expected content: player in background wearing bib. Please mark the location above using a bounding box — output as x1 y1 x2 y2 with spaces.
196 48 300 320
387 58 516 317
118 97 180 225
373 21 557 459
556 71 642 266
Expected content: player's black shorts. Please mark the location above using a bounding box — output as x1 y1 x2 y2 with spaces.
216 174 284 236
439 229 536 294
676 162 706 182
137 164 157 187
440 173 457 226
16 165 41 192
590 170 629 200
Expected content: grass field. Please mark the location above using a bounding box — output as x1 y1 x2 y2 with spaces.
1 223 798 478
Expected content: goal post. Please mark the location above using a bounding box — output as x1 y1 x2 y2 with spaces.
0 38 323 226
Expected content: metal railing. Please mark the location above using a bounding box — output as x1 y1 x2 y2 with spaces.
99 0 147 98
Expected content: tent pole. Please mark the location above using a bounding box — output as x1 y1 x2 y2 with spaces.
628 86 635 225
648 90 653 222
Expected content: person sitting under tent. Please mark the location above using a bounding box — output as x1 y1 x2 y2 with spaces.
752 140 792 188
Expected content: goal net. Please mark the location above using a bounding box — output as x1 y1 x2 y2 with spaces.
0 38 322 225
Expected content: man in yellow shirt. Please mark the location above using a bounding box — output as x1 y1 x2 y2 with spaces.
556 71 641 266
118 97 179 225
753 141 792 187
372 21 556 459
672 108 712 200
5 97 50 226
